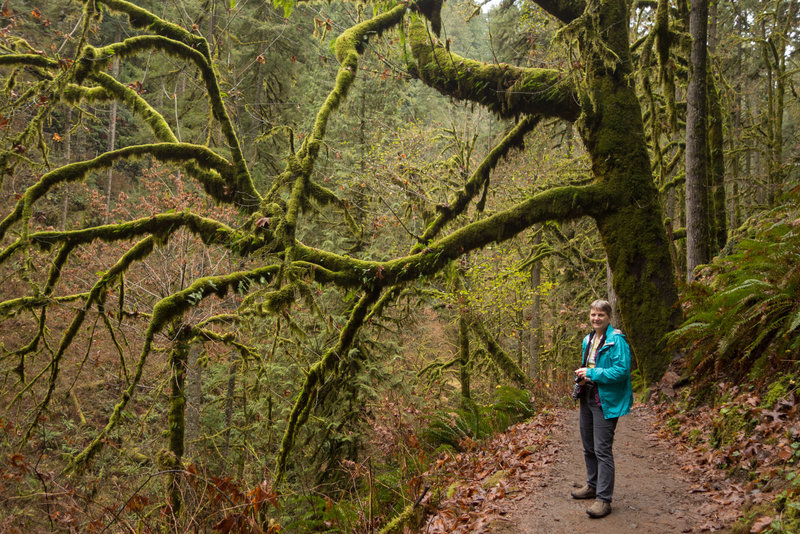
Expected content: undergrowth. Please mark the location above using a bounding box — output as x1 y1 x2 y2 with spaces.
667 192 800 392
421 386 536 452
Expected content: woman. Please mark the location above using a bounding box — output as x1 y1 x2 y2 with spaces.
571 299 633 518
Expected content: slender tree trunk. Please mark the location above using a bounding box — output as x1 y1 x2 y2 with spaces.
104 36 120 224
223 356 237 459
60 108 72 231
167 336 189 517
185 343 203 458
685 0 710 279
459 314 471 400
528 243 542 380
707 75 726 251
729 37 742 231
706 0 726 251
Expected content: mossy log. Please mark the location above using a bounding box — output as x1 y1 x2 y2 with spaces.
379 502 425 534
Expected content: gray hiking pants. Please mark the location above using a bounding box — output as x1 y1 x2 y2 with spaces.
579 388 618 503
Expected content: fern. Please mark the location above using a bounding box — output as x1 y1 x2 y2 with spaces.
667 196 800 384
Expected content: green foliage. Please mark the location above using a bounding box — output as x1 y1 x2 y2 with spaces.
666 196 800 384
421 386 534 451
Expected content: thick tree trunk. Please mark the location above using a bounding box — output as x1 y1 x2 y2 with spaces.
685 0 710 279
578 0 680 381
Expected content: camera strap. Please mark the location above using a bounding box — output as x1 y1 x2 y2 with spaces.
582 331 606 368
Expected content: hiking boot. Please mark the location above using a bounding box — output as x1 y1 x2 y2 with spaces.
586 499 611 518
570 484 596 499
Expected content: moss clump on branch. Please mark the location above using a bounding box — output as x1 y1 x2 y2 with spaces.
408 19 580 121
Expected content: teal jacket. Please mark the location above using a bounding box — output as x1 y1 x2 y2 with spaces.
583 324 633 419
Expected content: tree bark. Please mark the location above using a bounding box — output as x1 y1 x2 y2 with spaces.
575 0 680 380
685 0 710 279
528 246 542 380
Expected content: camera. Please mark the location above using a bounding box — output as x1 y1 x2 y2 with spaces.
572 376 583 400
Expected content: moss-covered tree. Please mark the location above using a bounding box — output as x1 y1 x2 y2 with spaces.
0 1 682 523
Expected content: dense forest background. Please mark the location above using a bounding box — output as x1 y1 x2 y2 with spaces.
0 0 799 532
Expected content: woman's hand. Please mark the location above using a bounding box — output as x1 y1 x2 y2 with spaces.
575 367 589 384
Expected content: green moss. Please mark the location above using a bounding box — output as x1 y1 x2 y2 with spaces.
378 501 423 534
762 373 797 409
408 19 579 120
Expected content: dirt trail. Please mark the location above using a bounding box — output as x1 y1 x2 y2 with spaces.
488 405 708 533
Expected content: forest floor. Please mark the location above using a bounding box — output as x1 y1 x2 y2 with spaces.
417 401 771 533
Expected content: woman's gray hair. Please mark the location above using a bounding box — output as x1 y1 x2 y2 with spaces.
590 299 612 316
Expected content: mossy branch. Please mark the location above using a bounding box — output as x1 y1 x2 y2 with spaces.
91 1 259 207
0 143 235 242
275 288 381 485
66 263 281 473
408 19 580 121
0 213 240 318
0 293 88 319
0 54 59 70
281 3 407 252
20 211 238 253
293 183 613 288
470 319 533 389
